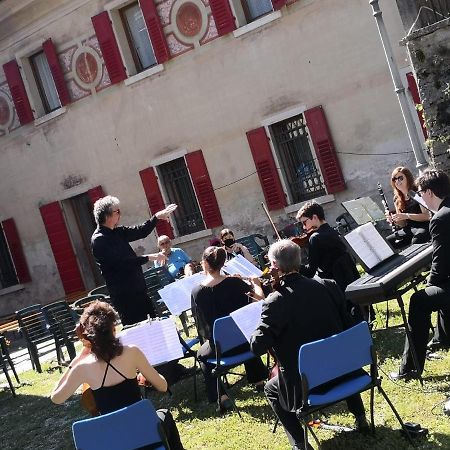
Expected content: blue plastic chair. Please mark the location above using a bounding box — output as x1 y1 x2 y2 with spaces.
297 322 413 448
72 399 168 450
207 315 259 418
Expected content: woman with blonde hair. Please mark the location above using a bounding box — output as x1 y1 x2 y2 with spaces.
386 166 430 248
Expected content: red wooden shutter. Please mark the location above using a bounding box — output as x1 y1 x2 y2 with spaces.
304 106 345 194
42 39 71 106
91 12 127 84
272 0 287 10
139 167 174 238
406 72 428 139
40 201 85 294
209 0 236 36
1 218 31 283
247 127 286 211
140 0 170 64
87 186 105 206
185 150 223 229
3 60 34 125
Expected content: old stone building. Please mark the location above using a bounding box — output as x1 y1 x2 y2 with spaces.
0 0 427 315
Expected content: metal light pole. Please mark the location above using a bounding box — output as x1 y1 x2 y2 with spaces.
369 0 428 171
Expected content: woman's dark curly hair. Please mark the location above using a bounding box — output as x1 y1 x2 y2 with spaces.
78 301 123 362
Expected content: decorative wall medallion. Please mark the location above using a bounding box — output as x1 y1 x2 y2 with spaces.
75 52 98 84
0 95 10 127
176 2 202 37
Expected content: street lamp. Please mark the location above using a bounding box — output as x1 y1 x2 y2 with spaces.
369 0 428 171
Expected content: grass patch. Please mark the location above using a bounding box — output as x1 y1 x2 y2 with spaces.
2 296 450 449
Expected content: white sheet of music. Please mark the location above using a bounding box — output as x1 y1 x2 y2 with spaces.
230 300 263 342
344 222 394 270
119 319 183 365
158 272 206 315
223 254 263 277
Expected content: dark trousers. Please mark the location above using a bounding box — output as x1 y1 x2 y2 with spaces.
432 309 450 346
111 292 156 326
265 375 365 447
386 227 430 249
197 340 267 402
156 409 184 450
400 282 450 375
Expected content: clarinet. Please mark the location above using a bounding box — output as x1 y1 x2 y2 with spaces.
377 182 397 233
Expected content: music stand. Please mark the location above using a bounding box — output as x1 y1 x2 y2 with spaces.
342 197 385 225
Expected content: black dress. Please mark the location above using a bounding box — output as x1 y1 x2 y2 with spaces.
191 277 267 402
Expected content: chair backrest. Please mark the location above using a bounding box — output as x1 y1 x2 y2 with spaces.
88 285 109 297
298 321 373 391
72 399 166 450
16 304 51 342
42 301 77 339
236 234 269 259
213 316 248 354
71 295 107 315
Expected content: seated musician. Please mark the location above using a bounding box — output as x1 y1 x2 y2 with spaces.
250 240 368 450
154 235 195 278
51 301 185 450
191 246 267 412
385 166 430 249
219 228 256 263
391 169 450 381
296 201 364 319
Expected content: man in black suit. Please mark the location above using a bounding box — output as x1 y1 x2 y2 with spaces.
391 169 450 380
250 240 367 450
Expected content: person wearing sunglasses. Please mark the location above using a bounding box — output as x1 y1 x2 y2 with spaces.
385 166 430 248
391 169 450 381
91 196 177 326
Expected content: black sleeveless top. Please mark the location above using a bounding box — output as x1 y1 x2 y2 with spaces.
91 362 142 415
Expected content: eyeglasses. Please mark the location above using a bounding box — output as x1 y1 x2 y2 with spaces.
299 217 310 227
417 189 426 197
392 175 404 183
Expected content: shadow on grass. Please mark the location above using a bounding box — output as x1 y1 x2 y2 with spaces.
372 327 406 361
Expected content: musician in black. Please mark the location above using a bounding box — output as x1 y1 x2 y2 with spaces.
91 196 176 326
391 169 450 380
296 201 365 320
385 166 430 248
250 240 368 450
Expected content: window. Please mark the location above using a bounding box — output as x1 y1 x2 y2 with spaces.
120 2 156 73
241 0 273 22
29 51 61 114
270 114 326 204
158 158 205 236
0 226 18 289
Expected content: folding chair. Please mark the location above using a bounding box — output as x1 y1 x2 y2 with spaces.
178 331 200 401
42 301 78 361
236 233 269 269
16 304 64 373
207 315 259 418
72 399 168 450
297 321 414 448
0 334 19 397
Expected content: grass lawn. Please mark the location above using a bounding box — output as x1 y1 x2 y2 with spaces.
1 297 450 449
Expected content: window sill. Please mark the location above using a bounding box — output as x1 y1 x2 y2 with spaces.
124 64 164 87
0 284 25 297
233 10 282 38
284 194 336 215
172 229 212 246
34 107 67 126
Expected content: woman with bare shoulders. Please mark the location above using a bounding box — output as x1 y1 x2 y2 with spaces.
51 301 184 450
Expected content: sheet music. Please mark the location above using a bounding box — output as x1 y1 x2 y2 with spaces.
223 254 263 277
230 301 263 342
342 197 385 225
158 272 206 315
119 319 183 365
344 222 394 270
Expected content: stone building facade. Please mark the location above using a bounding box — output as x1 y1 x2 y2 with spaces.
0 0 425 315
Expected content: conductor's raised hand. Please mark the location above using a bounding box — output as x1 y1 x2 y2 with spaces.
155 204 178 222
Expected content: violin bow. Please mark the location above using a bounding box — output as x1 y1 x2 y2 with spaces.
261 202 281 240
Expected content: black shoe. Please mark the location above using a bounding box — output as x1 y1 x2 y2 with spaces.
355 415 370 433
216 398 233 414
389 371 416 382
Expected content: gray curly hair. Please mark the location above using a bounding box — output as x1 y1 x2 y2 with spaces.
93 195 120 225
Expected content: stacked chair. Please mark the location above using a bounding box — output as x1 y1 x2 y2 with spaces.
236 233 270 269
0 334 19 397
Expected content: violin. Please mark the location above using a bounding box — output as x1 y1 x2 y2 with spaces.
81 383 99 416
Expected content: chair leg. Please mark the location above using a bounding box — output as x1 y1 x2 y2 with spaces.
2 364 16 397
5 353 20 384
180 312 190 337
272 417 279 433
308 424 322 450
370 387 375 435
67 340 77 361
30 344 42 373
377 385 415 447
192 358 198 402
303 421 309 448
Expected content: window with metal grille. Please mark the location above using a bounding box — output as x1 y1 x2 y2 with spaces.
270 114 326 204
29 51 61 114
158 158 205 236
241 0 273 22
120 1 157 73
0 225 18 289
